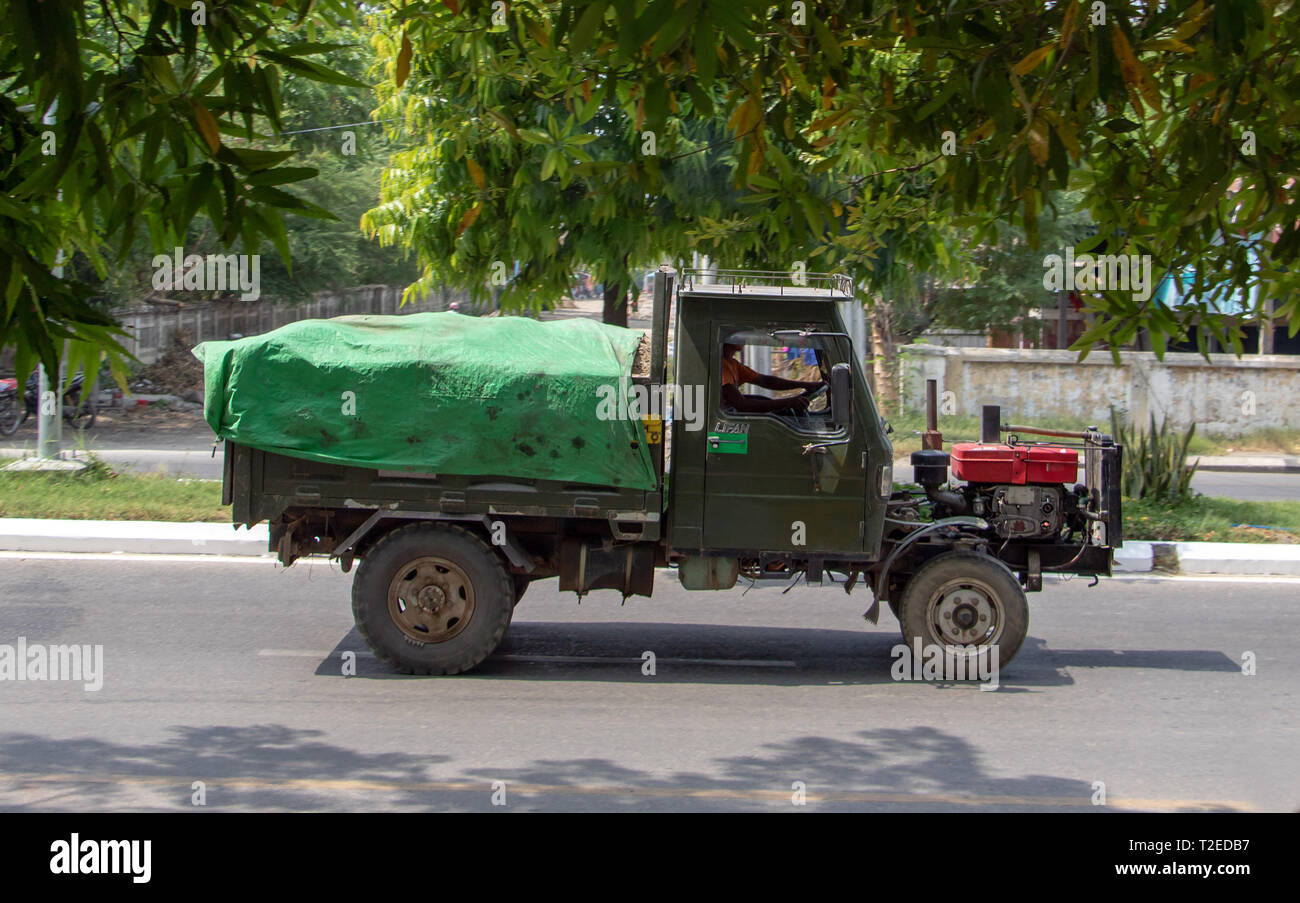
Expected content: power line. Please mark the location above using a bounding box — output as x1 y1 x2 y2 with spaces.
278 118 399 135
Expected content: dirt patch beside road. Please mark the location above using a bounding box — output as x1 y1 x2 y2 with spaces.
1 403 214 451
132 330 205 401
85 404 214 450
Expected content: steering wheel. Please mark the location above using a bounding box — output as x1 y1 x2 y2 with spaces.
774 384 821 423
789 381 830 422
803 382 829 403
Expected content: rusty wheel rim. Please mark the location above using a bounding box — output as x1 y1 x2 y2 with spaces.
388 557 475 644
926 577 1003 650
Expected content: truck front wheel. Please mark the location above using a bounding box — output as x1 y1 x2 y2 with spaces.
352 522 514 675
896 551 1028 677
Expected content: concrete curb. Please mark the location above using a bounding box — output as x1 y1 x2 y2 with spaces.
0 518 269 556
1113 540 1300 576
0 447 220 468
1189 454 1300 473
3 450 1294 475
2 519 1299 575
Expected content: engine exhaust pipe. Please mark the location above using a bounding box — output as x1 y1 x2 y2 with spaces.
981 404 1001 444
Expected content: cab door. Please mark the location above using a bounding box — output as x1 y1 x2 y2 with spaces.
701 331 865 555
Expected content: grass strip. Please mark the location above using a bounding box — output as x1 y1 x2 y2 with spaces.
0 463 228 522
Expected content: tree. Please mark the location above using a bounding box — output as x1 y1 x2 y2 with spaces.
927 194 1097 337
362 5 737 325
1 0 365 384
376 0 1300 355
93 24 421 308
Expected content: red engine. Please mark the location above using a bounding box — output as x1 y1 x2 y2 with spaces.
949 443 1079 485
911 443 1083 540
948 443 1079 539
907 401 1122 549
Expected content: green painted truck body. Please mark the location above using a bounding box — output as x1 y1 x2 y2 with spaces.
224 267 1115 601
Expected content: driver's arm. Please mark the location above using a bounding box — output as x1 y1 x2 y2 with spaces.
722 384 809 413
748 372 825 392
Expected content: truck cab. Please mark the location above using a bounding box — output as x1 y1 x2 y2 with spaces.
662 270 893 584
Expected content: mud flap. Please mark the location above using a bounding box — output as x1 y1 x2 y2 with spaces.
862 596 881 625
559 539 656 598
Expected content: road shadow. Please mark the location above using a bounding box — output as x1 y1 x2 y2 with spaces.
313 623 1241 690
0 723 449 811
0 722 1234 812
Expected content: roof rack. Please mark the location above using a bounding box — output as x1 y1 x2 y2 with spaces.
678 268 854 300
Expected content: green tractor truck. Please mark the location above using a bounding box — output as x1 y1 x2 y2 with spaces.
215 267 1122 676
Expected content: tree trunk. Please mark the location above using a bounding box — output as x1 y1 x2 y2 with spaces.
869 300 900 414
1056 293 1068 349
602 281 627 327
1259 295 1275 355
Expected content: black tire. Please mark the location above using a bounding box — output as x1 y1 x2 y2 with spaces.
897 551 1028 678
64 387 96 430
352 522 514 675
0 398 21 436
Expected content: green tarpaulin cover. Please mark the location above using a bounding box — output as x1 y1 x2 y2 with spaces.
194 312 655 489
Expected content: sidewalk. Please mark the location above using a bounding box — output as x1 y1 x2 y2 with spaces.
1 446 223 479
3 518 1298 576
1114 540 1300 576
1189 454 1300 473
0 518 268 556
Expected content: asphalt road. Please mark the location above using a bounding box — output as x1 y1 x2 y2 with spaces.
0 554 1294 812
1183 469 1300 501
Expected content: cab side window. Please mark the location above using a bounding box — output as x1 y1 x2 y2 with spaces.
719 334 831 420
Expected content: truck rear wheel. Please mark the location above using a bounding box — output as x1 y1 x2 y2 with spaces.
352 522 514 675
896 551 1028 677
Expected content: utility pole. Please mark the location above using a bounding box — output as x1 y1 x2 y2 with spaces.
37 99 63 460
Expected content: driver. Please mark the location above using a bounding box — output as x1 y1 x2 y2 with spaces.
721 342 826 414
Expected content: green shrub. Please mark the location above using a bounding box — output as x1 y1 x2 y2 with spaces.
1124 494 1300 543
1109 408 1198 500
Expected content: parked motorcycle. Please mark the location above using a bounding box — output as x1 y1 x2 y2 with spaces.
0 378 19 436
0 370 96 436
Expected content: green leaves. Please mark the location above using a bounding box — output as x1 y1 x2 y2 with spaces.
1013 44 1054 76
260 52 368 88
569 1 609 53
191 101 222 153
364 1 745 321
1 0 366 380
1110 408 1199 500
4 0 1278 366
514 116 598 184
246 167 320 187
444 0 1300 353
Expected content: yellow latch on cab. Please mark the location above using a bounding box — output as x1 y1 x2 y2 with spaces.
641 416 663 444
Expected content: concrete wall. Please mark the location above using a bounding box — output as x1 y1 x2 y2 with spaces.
116 284 473 364
914 329 988 349
901 343 1300 435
